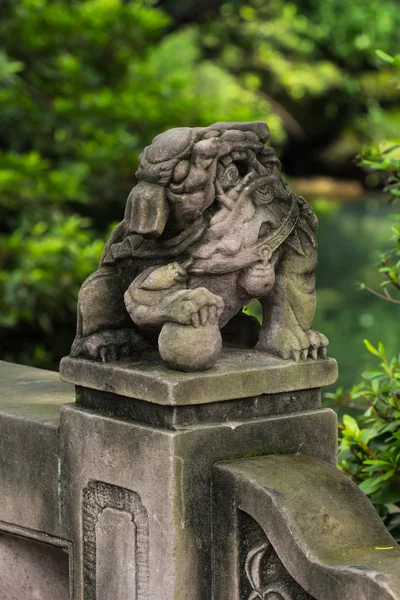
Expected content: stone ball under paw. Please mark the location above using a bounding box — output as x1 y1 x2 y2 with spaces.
158 322 222 372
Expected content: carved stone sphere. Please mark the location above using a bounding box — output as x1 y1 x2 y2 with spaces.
158 322 222 372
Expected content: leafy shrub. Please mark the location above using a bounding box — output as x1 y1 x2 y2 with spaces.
356 143 400 295
334 341 400 540
332 53 400 538
200 0 400 162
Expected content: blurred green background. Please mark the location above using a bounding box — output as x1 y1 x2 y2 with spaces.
0 0 399 388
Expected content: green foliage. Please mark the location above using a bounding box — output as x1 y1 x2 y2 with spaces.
331 53 400 538
302 2 400 65
0 215 104 331
201 1 400 158
0 1 279 222
336 341 400 540
204 1 343 99
356 144 400 296
359 144 400 200
1 0 399 371
0 0 278 367
376 50 400 68
0 213 105 368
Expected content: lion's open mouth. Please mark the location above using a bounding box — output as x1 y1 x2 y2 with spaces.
217 153 264 194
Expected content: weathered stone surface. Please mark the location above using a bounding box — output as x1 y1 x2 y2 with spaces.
60 350 338 405
0 360 73 425
0 414 61 537
239 511 313 599
67 121 329 371
213 454 400 600
3 358 399 600
0 361 72 536
95 507 139 600
75 386 322 428
83 481 149 600
5 336 400 600
59 403 338 600
0 532 70 600
158 321 222 371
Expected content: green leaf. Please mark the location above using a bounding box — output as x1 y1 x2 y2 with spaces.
364 340 381 358
382 146 400 156
362 369 384 380
387 514 400 531
375 470 395 485
379 422 400 434
376 50 394 64
359 478 381 494
372 483 400 505
342 414 360 437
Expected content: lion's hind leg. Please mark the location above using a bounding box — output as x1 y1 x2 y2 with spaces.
257 238 328 362
71 266 145 361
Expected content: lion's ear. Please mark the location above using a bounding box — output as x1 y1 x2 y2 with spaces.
124 181 170 239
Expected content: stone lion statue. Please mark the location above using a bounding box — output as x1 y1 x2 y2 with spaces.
69 121 328 371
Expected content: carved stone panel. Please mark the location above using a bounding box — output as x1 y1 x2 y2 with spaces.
82 481 149 600
96 507 138 599
239 510 314 600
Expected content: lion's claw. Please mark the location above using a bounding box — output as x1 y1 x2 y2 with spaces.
291 349 301 362
163 287 224 328
257 326 328 362
71 328 145 362
306 329 328 361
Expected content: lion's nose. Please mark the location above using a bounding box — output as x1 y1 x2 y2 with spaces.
125 181 169 239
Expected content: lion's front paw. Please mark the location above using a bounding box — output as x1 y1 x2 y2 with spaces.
161 287 225 328
257 326 328 362
70 328 145 362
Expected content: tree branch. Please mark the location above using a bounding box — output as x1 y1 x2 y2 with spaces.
356 282 400 305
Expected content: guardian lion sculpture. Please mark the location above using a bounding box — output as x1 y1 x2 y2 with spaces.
69 121 328 371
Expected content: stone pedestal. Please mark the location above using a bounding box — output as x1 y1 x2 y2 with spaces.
59 350 338 600
3 355 400 599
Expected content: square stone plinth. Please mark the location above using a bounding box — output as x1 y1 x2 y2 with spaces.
60 402 338 600
60 350 338 406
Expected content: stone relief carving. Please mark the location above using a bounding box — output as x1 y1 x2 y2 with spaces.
69 121 328 371
245 542 313 600
239 509 313 600
82 481 149 600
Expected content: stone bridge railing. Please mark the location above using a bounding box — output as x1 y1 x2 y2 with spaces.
0 353 399 600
